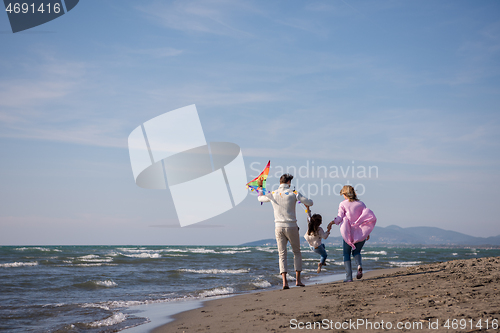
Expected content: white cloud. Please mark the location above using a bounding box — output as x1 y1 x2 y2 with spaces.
126 47 184 58
137 0 259 37
242 107 500 169
0 54 131 148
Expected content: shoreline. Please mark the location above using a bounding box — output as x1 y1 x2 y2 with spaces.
144 267 405 333
153 257 500 332
122 268 402 333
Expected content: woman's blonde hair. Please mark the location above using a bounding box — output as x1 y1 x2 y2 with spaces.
340 185 359 202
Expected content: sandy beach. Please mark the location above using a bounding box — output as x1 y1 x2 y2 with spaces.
155 257 500 332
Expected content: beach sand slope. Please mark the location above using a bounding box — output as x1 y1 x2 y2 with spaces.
155 257 500 332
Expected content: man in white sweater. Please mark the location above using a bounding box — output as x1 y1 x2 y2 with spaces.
258 173 313 289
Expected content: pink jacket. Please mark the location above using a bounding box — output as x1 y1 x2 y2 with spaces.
333 200 376 249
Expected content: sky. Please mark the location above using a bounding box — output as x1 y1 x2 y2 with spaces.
0 0 499 245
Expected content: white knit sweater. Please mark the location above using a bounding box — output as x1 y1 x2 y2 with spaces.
258 184 313 227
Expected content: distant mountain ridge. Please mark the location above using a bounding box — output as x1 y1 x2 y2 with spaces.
240 225 500 247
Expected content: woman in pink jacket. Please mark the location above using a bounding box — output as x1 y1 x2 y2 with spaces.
328 185 376 282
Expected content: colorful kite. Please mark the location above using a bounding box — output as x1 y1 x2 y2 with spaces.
246 160 270 195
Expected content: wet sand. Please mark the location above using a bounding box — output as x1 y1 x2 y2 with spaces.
154 257 500 332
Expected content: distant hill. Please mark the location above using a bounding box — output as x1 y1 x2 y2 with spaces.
240 225 500 247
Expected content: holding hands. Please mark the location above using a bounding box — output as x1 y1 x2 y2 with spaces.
326 221 334 232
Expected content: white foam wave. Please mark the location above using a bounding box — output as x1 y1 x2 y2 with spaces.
105 295 197 309
187 248 216 254
15 247 59 252
180 268 249 274
89 312 127 327
252 280 272 288
304 258 335 263
95 280 118 288
164 254 188 257
452 253 458 256
82 303 111 311
303 268 321 272
199 287 235 298
219 250 252 254
255 247 276 253
122 253 161 258
78 256 113 263
42 303 66 308
161 248 189 253
364 251 387 255
0 261 38 268
364 257 379 261
79 255 99 259
117 248 162 254
222 247 251 251
389 261 422 267
82 258 114 263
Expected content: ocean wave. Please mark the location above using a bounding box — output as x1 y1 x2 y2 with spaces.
77 255 114 263
179 268 249 274
364 257 379 261
79 254 99 259
303 258 335 263
117 248 162 254
255 247 276 253
88 312 127 327
452 253 458 256
95 280 118 287
389 261 422 267
122 253 161 258
72 263 117 267
15 247 60 252
105 296 197 309
164 254 188 257
80 258 114 263
199 287 235 298
42 303 66 308
75 279 118 289
82 303 111 311
187 248 217 254
219 250 252 254
161 248 189 253
222 247 251 251
0 261 38 267
252 280 272 288
364 251 387 255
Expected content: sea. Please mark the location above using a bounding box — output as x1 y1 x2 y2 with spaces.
1 245 499 332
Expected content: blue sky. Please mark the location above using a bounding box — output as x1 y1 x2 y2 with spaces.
0 0 499 245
